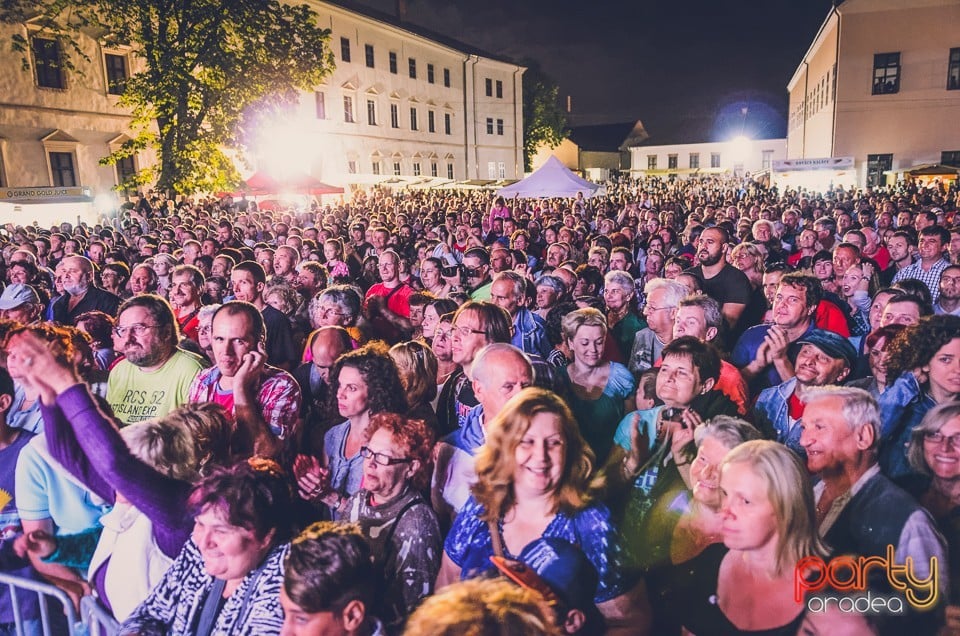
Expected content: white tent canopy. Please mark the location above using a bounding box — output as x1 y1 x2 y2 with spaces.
497 155 602 198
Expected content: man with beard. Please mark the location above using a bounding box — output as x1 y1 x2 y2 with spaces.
752 329 855 456
51 255 121 324
884 230 916 286
169 264 205 342
106 295 208 425
685 226 752 342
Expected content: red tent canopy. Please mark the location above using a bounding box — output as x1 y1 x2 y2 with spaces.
241 170 344 195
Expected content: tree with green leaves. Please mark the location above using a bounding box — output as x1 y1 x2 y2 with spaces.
1 0 334 194
522 63 568 172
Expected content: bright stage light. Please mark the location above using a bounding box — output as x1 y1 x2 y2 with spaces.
728 135 751 163
255 121 315 179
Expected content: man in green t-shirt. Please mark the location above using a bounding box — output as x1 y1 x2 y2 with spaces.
106 294 208 425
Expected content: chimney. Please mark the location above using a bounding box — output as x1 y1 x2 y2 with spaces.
566 95 572 113
396 0 407 22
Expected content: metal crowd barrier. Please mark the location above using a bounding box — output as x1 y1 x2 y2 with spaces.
0 571 121 636
0 570 78 635
78 596 119 636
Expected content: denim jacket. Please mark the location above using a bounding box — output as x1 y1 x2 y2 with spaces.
753 377 805 457
878 371 935 479
511 308 550 359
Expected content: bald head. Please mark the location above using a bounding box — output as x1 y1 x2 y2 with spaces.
310 326 353 383
471 343 534 420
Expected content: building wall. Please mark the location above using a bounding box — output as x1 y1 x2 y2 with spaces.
531 139 579 172
0 22 147 193
786 10 839 161
629 139 787 177
0 1 525 197
786 0 960 186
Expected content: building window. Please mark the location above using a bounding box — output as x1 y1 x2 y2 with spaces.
647 155 657 170
348 160 357 174
498 162 506 179
340 37 351 62
390 103 399 128
942 151 960 167
49 151 76 186
364 44 374 68
443 68 451 87
413 162 421 176
431 162 438 177
343 95 354 123
866 153 893 188
389 52 397 74
447 163 454 179
428 110 435 133
487 161 496 179
427 63 435 84
116 155 136 189
872 52 900 95
393 161 401 176
372 161 381 175
367 99 377 125
410 107 418 131
496 80 503 98
710 153 721 168
761 150 774 171
315 92 326 119
408 58 416 79
689 153 699 169
496 119 504 136
949 48 960 90
485 78 492 96
486 118 494 134
667 154 678 169
104 53 127 95
32 37 64 89
444 112 452 135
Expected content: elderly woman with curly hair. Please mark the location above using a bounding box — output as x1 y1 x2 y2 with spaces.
293 341 407 519
120 459 294 635
342 413 440 631
437 388 651 636
879 314 960 479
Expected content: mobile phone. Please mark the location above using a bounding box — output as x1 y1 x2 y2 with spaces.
662 407 686 425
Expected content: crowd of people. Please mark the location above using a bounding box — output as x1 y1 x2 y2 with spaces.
0 172 958 635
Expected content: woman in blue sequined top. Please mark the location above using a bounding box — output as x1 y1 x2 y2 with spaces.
436 388 650 635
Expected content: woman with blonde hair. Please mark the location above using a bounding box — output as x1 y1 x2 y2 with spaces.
389 340 440 432
560 308 636 464
437 388 650 635
672 439 826 635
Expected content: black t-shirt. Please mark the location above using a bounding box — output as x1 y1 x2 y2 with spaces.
687 263 754 342
261 304 299 369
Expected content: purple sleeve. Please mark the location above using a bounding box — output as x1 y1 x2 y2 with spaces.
55 385 192 557
40 400 115 504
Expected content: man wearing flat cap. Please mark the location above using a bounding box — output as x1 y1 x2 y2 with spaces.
0 283 42 323
752 329 857 457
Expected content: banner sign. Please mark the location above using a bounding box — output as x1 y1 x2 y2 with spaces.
772 157 854 171
0 187 91 201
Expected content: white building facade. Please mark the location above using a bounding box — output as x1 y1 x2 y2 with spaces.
628 138 787 179
786 0 960 188
0 0 525 211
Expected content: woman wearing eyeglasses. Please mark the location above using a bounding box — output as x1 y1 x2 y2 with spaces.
293 341 407 519
906 402 960 630
342 413 441 632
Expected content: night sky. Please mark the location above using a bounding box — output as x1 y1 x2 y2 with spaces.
355 0 837 140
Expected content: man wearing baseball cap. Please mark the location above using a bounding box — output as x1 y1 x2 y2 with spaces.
752 329 857 457
491 537 605 634
0 284 42 323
